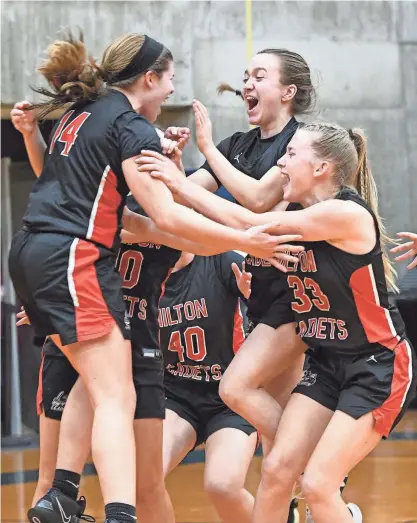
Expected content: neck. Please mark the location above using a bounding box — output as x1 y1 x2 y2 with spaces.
299 183 339 208
259 110 293 139
172 252 195 273
112 86 146 114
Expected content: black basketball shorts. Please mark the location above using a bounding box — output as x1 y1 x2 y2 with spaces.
293 339 417 437
247 277 295 333
38 338 165 420
37 338 78 420
132 340 165 420
165 376 256 446
9 228 130 346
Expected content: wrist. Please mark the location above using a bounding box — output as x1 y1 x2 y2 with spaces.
203 143 217 157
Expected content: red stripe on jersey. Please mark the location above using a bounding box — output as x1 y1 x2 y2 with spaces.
232 299 245 354
69 239 115 342
157 268 174 347
86 166 122 249
36 341 47 416
372 339 413 437
349 264 400 350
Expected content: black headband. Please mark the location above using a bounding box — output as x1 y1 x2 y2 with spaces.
109 35 164 83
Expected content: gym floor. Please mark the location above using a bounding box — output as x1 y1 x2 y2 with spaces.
2 411 417 523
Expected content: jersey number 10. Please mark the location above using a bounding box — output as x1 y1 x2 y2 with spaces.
168 327 207 362
49 111 91 156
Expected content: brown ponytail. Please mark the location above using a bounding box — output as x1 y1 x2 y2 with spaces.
29 30 103 120
304 122 397 291
217 83 243 100
349 129 398 291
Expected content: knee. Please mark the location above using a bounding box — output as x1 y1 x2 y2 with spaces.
300 470 330 505
136 473 165 505
260 453 298 492
204 476 241 503
219 378 243 413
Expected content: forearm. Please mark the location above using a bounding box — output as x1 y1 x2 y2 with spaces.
122 210 229 255
204 146 284 211
24 127 47 177
176 178 259 230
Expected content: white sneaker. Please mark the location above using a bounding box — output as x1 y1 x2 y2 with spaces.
305 503 362 523
347 503 363 522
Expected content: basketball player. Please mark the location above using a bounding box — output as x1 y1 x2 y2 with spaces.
137 49 315 456
160 250 258 523
391 231 417 270
9 31 296 523
140 123 417 522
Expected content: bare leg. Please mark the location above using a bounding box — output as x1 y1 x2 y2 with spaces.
53 327 136 505
301 411 381 523
253 394 333 523
220 323 306 443
32 414 60 506
134 418 175 523
163 409 197 476
204 429 257 523
55 377 92 474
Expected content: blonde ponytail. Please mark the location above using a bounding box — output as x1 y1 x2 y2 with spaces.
350 129 398 291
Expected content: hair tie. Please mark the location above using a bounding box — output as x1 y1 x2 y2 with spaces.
110 35 164 83
348 129 355 141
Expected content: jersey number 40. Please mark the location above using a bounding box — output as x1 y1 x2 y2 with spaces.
168 327 207 362
49 111 91 157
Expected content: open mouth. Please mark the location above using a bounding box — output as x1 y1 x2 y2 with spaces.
246 96 259 112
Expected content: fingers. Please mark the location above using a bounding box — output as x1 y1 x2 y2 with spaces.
408 257 417 270
273 251 300 264
267 258 287 272
16 100 32 110
396 232 417 241
393 249 417 262
231 262 242 280
390 241 415 254
273 243 304 253
137 150 166 161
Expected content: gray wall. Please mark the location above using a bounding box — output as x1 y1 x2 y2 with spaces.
2 0 417 235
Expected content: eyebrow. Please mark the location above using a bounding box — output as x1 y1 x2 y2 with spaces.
287 146 294 152
244 67 267 76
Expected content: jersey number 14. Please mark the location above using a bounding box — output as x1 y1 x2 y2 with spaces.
49 111 91 156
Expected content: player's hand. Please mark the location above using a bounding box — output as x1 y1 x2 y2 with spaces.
243 224 304 272
193 100 214 154
136 150 186 193
10 101 37 136
390 232 417 270
164 127 190 150
232 261 252 299
16 306 31 327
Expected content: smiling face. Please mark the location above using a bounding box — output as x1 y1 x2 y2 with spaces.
139 60 175 123
277 129 329 203
242 53 294 128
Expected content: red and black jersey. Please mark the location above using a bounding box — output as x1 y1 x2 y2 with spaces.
286 188 406 353
159 252 247 383
23 89 161 253
115 195 181 350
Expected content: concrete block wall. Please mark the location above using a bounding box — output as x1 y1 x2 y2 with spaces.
2 0 416 234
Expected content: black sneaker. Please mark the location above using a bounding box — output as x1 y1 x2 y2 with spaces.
287 498 299 523
28 488 94 523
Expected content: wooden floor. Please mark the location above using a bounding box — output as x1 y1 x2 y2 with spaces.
2 412 417 523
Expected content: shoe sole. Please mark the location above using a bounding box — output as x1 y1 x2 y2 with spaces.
28 507 72 523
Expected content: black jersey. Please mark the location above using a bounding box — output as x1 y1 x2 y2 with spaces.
115 195 181 349
285 189 406 353
201 117 298 187
23 89 161 253
201 118 299 322
159 252 246 383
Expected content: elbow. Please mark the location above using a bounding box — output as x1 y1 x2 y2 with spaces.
152 210 178 234
248 198 272 214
